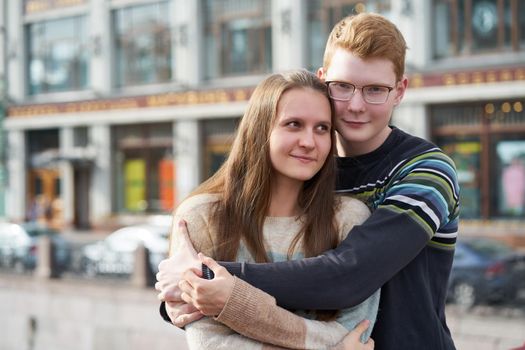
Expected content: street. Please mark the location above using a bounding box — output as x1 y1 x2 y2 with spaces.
447 303 525 350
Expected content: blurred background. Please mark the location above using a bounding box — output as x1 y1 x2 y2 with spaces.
0 0 524 349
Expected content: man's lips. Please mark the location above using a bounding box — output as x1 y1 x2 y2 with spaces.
342 120 369 127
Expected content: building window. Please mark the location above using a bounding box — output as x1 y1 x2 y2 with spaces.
113 1 172 87
113 124 174 213
431 100 525 219
27 16 89 95
433 0 525 58
202 118 239 179
203 0 272 79
306 0 391 71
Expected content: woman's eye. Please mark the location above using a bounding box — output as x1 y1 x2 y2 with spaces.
316 124 330 133
286 121 300 128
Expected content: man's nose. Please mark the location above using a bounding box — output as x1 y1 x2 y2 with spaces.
346 89 366 112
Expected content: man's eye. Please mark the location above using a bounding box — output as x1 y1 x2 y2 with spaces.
335 82 353 90
365 86 388 94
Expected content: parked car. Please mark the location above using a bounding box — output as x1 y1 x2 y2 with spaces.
0 222 71 273
447 237 525 309
80 224 170 277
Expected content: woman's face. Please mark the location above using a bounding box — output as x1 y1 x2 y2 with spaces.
269 87 332 186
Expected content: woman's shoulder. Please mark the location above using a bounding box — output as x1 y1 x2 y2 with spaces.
337 195 370 216
335 196 371 236
174 193 221 217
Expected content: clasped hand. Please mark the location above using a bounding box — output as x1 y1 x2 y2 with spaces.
155 220 234 327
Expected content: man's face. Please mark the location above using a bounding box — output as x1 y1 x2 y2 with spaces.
318 48 407 157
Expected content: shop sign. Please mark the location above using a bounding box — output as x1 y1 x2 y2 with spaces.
409 67 525 89
7 87 255 118
25 0 86 14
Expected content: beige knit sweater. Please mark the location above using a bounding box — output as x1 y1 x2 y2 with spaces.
170 193 379 350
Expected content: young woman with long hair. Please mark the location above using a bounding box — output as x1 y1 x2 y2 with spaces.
164 69 379 349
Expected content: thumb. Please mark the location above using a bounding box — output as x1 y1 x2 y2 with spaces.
198 253 222 273
351 320 370 339
177 220 197 255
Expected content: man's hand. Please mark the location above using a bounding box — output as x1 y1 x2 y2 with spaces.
165 301 203 328
155 220 204 326
178 253 235 316
332 320 374 350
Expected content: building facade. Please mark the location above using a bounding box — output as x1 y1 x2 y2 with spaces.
0 0 524 238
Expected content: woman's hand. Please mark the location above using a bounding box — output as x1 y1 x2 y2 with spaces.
179 253 235 316
155 220 201 302
332 320 374 350
155 220 204 327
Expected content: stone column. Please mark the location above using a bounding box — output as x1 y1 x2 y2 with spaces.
174 120 201 204
271 0 307 71
174 0 202 86
89 125 111 226
89 0 112 94
6 129 25 221
59 127 74 227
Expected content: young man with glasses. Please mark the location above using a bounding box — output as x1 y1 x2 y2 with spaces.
157 12 459 350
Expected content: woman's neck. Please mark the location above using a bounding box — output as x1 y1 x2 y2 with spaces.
268 178 302 217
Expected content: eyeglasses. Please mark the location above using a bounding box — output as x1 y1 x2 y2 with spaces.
325 81 394 105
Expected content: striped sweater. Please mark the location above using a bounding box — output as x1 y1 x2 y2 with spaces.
172 194 380 349
220 127 460 350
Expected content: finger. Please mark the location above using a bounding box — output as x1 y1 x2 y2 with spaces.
173 311 203 328
353 319 370 338
179 279 193 296
157 289 170 301
163 287 183 302
180 291 192 305
154 281 162 292
198 253 223 274
167 301 198 314
365 338 374 349
177 220 196 252
182 268 202 286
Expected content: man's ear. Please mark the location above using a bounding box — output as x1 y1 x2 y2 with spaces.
393 76 408 106
317 67 326 80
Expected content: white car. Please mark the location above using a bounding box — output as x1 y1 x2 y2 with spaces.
81 224 170 277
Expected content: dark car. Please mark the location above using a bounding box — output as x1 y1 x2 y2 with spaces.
0 222 71 274
447 237 525 309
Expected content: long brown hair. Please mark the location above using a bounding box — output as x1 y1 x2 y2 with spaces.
192 69 340 265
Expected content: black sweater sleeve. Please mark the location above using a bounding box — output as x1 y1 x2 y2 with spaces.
219 209 429 310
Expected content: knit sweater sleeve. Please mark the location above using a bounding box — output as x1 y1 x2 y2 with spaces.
220 152 460 309
211 198 379 349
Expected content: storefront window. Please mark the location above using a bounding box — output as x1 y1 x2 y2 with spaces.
203 0 272 78
113 1 172 87
202 119 239 179
493 139 525 217
306 0 391 71
113 124 174 213
433 0 524 58
437 137 481 219
432 99 525 220
27 16 89 94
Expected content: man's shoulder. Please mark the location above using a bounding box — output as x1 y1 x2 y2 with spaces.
389 128 456 173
